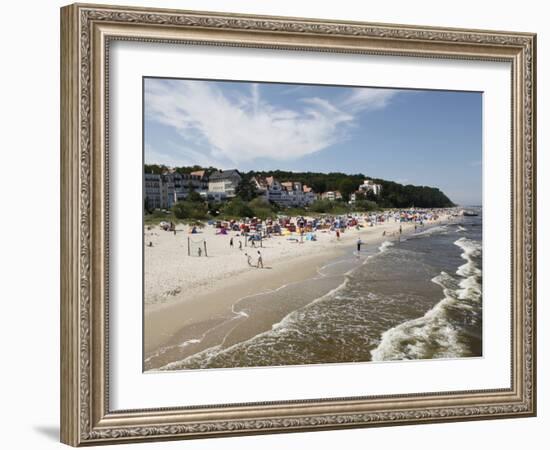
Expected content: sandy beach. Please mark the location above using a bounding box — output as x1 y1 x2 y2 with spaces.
144 212 458 370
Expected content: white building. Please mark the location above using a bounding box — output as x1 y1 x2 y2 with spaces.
252 176 317 207
208 170 242 198
358 179 382 196
321 191 343 201
349 180 382 204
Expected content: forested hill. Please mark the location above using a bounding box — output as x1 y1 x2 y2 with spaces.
251 170 454 208
370 178 455 208
144 165 455 208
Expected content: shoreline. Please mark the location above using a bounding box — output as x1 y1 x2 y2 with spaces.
144 247 346 355
144 215 459 370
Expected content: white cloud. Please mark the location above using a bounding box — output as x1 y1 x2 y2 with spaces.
145 79 398 166
341 88 398 113
144 142 229 169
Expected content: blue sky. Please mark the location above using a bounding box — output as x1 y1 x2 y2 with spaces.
144 78 482 205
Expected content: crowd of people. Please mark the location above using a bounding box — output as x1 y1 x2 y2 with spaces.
154 207 459 268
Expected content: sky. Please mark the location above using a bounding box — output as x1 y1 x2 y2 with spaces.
144 77 482 206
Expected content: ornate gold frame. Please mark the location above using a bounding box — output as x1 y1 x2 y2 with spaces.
60 3 536 446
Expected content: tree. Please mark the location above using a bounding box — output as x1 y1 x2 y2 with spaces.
354 199 378 212
310 199 334 213
186 189 203 203
235 178 258 202
249 197 275 220
221 197 254 218
365 190 378 202
310 179 327 194
144 196 152 214
172 201 208 220
339 179 359 201
144 164 168 174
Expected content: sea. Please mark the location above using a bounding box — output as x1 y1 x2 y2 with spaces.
158 211 482 370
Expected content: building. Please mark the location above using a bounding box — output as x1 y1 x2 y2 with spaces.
252 176 291 206
349 179 382 204
281 181 317 207
190 170 209 191
321 191 343 201
145 167 320 210
144 170 208 210
252 176 317 207
170 172 206 204
208 170 242 198
303 185 318 204
358 179 382 196
144 173 163 210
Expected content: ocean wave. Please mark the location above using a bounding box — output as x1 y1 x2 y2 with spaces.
411 225 449 238
370 295 467 361
455 236 481 258
371 237 482 362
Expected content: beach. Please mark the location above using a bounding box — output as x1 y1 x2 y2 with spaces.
144 210 466 370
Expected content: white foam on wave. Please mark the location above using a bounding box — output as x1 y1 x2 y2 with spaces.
455 236 481 258
178 338 202 349
412 225 449 238
455 237 482 279
371 237 482 362
370 280 466 361
379 240 394 253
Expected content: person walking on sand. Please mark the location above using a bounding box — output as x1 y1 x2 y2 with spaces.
230 237 234 248
336 229 340 240
257 250 264 268
239 240 243 251
245 253 253 267
356 238 362 253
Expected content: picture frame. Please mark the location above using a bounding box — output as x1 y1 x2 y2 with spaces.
60 2 536 446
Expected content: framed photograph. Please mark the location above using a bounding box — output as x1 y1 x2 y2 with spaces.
60 3 536 446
